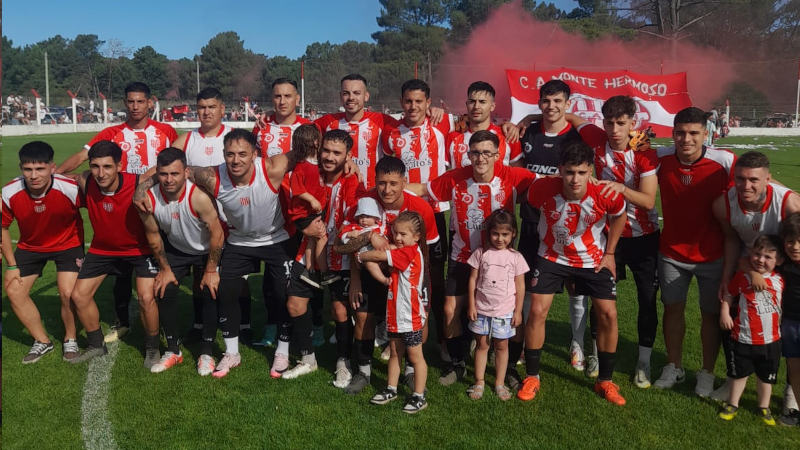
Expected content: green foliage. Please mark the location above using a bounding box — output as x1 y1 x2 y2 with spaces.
714 82 773 122
200 31 265 100
132 46 168 98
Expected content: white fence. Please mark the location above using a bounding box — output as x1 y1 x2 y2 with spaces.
1 121 255 137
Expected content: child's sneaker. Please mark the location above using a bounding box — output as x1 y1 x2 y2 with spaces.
517 376 540 401
22 340 54 364
654 363 685 389
594 380 626 406
718 403 738 421
320 272 341 286
759 407 776 426
150 351 183 373
370 388 399 405
62 339 80 362
584 354 599 378
402 394 428 414
569 341 585 371
197 354 215 376
104 321 129 343
299 269 321 289
633 361 651 389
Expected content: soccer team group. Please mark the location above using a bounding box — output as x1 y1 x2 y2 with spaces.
3 74 800 420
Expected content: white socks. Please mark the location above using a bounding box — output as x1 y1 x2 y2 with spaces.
276 339 289 356
569 295 588 352
224 337 239 355
638 345 652 365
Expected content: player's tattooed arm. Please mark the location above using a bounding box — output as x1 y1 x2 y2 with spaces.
187 166 218 194
132 174 158 214
191 187 223 299
333 231 373 254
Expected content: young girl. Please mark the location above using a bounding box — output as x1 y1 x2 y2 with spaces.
466 210 529 401
357 211 430 414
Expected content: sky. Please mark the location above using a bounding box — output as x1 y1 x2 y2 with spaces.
2 0 578 59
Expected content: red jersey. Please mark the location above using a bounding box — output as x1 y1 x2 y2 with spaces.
386 244 426 333
727 271 783 345
657 146 736 263
342 191 439 246
579 124 660 237
288 160 326 222
428 164 536 263
252 115 311 157
294 173 365 271
445 123 522 169
85 120 178 175
381 117 453 213
314 111 399 189
527 177 626 268
84 172 150 256
2 175 84 252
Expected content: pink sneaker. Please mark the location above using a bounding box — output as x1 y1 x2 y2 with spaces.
212 352 241 378
270 352 289 378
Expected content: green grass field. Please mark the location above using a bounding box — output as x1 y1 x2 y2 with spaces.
2 133 800 449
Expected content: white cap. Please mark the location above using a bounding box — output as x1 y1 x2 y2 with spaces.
355 197 381 219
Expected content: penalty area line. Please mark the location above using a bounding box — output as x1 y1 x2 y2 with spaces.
81 341 120 450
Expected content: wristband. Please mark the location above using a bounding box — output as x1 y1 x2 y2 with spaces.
7 265 18 270
356 251 364 264
205 269 218 274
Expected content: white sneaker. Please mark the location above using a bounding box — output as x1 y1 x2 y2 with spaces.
211 352 241 378
634 361 651 389
653 363 685 389
197 354 215 376
784 384 799 415
584 354 599 378
282 360 318 379
710 379 730 402
569 341 585 371
694 369 715 397
332 359 352 388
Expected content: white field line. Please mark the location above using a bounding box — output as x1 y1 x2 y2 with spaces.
81 341 120 450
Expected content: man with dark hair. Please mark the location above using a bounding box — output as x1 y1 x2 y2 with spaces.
136 127 303 377
2 141 84 363
68 141 162 367
56 81 178 344
174 87 231 167
653 107 737 396
333 155 440 394
446 81 522 169
711 150 800 408
253 78 311 157
519 139 628 405
563 94 661 388
279 130 365 380
136 148 225 375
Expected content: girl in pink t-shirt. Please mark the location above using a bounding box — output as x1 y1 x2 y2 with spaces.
466 210 529 400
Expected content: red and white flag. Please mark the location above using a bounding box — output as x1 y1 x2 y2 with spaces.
507 68 692 137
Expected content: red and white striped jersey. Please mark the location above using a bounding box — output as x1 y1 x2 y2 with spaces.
184 124 232 167
726 182 794 249
314 111 399 189
2 175 84 252
527 177 626 268
579 124 660 237
382 117 452 213
252 115 310 157
446 123 522 169
728 270 783 345
294 173 365 271
386 244 426 333
427 164 537 263
341 191 440 246
149 180 209 255
658 146 736 263
85 120 178 174
214 157 288 247
85 172 150 256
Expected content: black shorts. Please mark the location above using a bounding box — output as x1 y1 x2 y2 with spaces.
614 231 659 283
388 329 424 347
293 207 327 231
529 256 617 300
519 220 558 294
328 270 351 303
77 252 159 279
15 245 84 277
164 245 207 281
430 212 448 263
287 260 315 299
219 241 293 280
725 336 781 383
355 267 388 317
445 260 472 297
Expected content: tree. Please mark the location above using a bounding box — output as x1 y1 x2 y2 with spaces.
200 31 262 100
133 46 168 98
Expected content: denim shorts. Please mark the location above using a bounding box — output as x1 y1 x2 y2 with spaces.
781 319 800 358
469 313 515 339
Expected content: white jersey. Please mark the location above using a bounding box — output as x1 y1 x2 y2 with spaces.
149 180 209 255
726 182 793 248
214 157 288 247
184 124 231 167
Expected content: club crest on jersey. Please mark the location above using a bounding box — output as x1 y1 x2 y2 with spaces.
150 138 159 149
33 203 46 213
205 146 214 156
494 191 506 204
680 173 693 185
457 143 468 154
102 201 114 212
172 212 180 220
394 137 407 148
554 226 573 246
361 128 373 142
263 133 275 143
582 212 599 225
119 141 132 152
550 210 562 221
240 197 251 207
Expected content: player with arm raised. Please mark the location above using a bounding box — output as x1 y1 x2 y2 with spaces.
2 141 84 363
137 148 224 375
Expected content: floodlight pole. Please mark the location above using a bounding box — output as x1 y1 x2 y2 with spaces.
44 51 50 107
301 60 305 118
196 57 200 94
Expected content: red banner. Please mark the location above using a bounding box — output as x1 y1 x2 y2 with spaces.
507 68 692 137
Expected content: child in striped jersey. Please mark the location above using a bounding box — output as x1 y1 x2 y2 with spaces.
719 234 785 425
357 211 430 414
